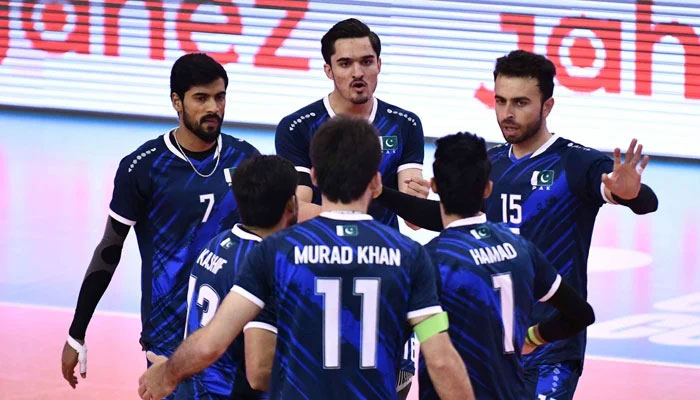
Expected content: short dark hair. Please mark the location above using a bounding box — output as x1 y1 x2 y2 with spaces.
433 132 491 217
232 155 298 228
321 18 381 64
310 116 381 203
170 53 229 101
493 50 556 102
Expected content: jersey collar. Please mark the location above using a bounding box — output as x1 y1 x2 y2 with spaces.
320 211 373 221
508 133 559 161
323 94 378 123
444 214 487 229
231 224 262 242
163 128 222 162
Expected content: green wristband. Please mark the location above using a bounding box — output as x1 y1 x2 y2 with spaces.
414 312 449 342
527 326 544 346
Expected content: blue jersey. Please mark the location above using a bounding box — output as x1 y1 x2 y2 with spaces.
275 96 425 229
177 225 271 400
232 212 442 400
419 216 561 400
109 130 259 352
486 135 613 366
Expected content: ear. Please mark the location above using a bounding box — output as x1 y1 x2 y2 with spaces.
483 180 493 200
430 177 438 194
542 97 554 119
324 63 333 80
377 57 381 73
310 168 318 187
171 93 182 113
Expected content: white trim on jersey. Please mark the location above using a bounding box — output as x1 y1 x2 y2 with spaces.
444 214 487 229
319 211 373 221
323 94 378 124
407 305 443 320
109 209 136 226
295 166 311 174
539 274 562 302
162 128 222 161
231 285 265 308
232 224 262 242
600 181 615 204
508 133 559 160
396 163 424 173
244 321 278 334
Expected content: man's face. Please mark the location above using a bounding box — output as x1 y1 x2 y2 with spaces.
179 78 226 143
494 75 546 144
325 37 381 105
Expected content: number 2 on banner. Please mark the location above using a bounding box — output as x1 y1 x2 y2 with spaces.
316 278 380 369
492 273 515 353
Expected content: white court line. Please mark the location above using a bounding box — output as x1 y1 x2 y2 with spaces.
586 354 700 370
0 301 139 319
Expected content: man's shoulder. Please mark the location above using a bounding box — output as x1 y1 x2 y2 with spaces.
554 137 611 166
277 99 328 133
220 133 259 156
117 133 170 172
376 98 421 127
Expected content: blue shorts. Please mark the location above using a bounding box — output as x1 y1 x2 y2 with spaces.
523 360 582 400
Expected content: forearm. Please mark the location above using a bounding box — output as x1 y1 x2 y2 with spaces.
423 336 474 400
611 183 658 215
164 327 226 385
375 187 443 231
539 282 595 342
69 217 129 340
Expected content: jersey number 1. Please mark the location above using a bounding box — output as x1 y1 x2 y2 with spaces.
492 273 515 353
316 278 380 369
184 275 221 338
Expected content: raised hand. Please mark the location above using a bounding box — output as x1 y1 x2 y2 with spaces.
602 138 650 200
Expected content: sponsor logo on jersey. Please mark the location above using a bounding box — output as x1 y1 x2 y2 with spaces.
380 136 398 152
336 225 358 237
530 170 555 190
470 225 491 239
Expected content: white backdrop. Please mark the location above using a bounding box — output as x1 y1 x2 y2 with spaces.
1 0 699 157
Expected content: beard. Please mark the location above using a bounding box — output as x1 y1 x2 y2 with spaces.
182 105 222 144
501 110 542 144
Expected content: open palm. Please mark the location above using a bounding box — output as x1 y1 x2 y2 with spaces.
602 139 650 200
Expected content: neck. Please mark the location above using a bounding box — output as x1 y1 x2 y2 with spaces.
440 203 483 229
242 223 283 240
320 194 371 215
175 126 216 153
511 125 552 159
328 91 374 119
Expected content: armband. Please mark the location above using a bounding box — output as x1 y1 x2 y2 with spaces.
414 312 449 342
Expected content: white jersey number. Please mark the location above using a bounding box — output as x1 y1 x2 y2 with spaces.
184 275 221 338
200 193 215 223
316 278 380 369
492 273 515 353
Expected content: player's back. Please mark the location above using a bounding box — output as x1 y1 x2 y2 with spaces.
420 216 560 400
234 211 441 400
177 225 267 400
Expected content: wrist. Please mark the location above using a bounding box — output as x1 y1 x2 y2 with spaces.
527 325 545 346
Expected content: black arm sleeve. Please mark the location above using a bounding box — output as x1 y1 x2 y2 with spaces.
611 183 658 215
68 217 130 340
537 281 595 343
374 187 444 232
298 171 312 188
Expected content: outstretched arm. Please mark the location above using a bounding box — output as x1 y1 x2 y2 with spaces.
61 216 130 388
138 291 261 400
375 186 443 231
